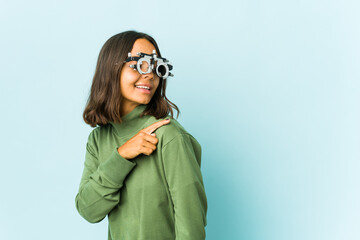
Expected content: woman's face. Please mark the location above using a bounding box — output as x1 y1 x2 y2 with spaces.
119 38 160 115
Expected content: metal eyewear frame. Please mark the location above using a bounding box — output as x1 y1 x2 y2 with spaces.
123 50 174 79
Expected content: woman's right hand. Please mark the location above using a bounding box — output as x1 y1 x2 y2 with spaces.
117 118 171 160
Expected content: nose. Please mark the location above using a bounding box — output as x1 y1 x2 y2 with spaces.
142 69 155 80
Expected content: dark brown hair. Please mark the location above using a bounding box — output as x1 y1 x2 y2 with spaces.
83 30 180 127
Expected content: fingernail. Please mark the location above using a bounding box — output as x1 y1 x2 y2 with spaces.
165 118 170 121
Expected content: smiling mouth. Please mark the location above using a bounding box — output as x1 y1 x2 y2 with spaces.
135 86 151 94
135 85 151 90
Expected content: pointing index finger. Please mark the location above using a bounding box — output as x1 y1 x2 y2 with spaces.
142 118 170 134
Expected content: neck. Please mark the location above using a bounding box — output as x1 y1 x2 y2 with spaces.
110 104 149 138
120 102 140 117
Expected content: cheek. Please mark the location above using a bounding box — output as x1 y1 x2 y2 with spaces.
120 71 139 88
154 77 161 89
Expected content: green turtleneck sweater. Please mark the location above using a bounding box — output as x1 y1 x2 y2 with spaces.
75 104 207 240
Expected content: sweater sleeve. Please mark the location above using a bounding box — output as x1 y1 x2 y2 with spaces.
161 134 208 240
75 130 137 223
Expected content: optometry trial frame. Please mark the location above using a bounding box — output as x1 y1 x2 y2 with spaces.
123 50 174 79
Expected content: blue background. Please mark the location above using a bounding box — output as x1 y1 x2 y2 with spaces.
1 0 359 239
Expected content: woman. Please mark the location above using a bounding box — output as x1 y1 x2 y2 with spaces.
75 30 207 240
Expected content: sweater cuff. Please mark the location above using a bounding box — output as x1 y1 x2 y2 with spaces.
98 147 136 185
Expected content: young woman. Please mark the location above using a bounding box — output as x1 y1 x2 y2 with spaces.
75 30 207 240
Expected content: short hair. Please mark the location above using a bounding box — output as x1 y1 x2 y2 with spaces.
82 30 180 127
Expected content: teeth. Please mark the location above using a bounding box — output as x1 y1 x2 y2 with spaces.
136 86 150 90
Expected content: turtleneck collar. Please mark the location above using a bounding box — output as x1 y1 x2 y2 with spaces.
109 104 150 139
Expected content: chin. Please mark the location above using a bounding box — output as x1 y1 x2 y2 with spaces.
136 98 152 105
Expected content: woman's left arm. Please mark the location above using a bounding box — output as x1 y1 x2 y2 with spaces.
162 133 208 240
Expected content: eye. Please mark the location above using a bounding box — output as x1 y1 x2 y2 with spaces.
138 60 150 72
156 64 167 77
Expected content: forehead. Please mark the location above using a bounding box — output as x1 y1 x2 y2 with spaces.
130 38 158 56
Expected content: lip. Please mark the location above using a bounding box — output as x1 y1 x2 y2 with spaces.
135 83 152 90
135 87 151 94
135 84 152 94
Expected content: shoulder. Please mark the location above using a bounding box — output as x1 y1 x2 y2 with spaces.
143 116 201 150
86 124 112 151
